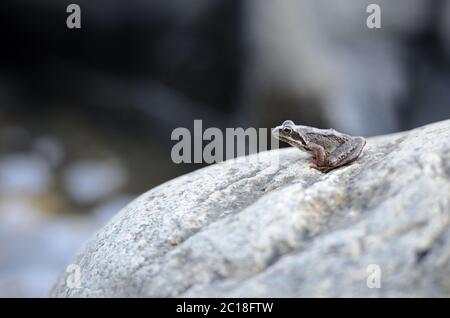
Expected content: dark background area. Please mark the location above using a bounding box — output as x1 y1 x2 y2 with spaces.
0 0 449 297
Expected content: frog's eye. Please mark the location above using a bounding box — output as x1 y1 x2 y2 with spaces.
282 120 294 127
282 127 292 134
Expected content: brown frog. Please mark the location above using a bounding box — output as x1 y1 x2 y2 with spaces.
272 120 366 173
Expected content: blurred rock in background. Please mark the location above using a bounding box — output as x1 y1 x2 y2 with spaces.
0 0 450 296
243 0 444 135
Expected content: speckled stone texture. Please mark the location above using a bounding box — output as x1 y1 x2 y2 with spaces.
51 120 450 297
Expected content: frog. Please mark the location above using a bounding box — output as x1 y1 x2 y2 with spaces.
272 120 366 173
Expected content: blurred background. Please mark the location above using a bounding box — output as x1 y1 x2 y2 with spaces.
0 0 450 297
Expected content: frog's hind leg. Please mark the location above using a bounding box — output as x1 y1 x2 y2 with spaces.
327 137 366 169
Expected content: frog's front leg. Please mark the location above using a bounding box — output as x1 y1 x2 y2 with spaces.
307 144 328 169
318 137 366 172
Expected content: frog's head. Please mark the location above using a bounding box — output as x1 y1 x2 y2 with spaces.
272 120 310 151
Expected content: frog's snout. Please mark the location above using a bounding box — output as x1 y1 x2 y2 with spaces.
271 127 280 138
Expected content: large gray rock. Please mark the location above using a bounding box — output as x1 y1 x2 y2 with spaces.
51 120 450 297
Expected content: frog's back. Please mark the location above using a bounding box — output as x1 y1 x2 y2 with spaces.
306 129 349 154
